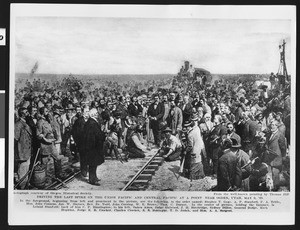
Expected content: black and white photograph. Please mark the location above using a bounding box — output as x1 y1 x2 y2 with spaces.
12 13 293 192
8 4 296 225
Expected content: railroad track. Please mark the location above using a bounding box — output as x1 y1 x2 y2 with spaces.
44 170 81 190
121 150 164 191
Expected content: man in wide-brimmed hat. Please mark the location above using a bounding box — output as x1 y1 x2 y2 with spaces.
230 137 251 191
159 127 182 161
217 138 239 191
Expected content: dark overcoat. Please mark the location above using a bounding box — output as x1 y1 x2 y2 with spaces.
82 118 106 166
264 130 286 167
240 119 258 143
128 103 143 117
179 102 193 123
208 123 227 159
71 116 86 150
147 102 165 130
217 149 239 191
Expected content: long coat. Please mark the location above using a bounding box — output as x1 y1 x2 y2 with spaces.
186 126 204 164
179 102 193 123
217 149 239 191
264 130 286 167
26 116 39 152
82 118 106 166
168 106 183 134
36 117 57 156
208 123 227 159
235 149 251 187
147 102 165 130
240 119 258 143
128 103 143 117
15 119 32 161
71 116 86 151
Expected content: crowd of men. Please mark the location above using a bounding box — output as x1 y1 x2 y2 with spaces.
14 72 290 191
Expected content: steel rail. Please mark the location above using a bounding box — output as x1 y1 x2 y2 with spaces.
121 149 160 191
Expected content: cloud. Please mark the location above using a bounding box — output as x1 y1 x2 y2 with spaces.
15 17 292 74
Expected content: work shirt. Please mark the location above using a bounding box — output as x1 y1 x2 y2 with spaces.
165 135 182 152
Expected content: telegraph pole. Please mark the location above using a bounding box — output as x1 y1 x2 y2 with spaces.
278 39 288 77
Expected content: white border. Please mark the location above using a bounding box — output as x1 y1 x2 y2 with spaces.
9 4 296 225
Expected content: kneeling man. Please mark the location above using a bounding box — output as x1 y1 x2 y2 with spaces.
160 127 182 161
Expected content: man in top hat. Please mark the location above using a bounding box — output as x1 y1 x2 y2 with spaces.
159 128 182 161
230 137 251 191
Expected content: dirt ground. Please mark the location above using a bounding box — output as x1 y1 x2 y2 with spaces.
61 146 216 191
147 160 217 191
62 148 156 191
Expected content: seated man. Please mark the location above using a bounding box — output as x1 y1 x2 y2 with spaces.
125 124 148 158
160 127 182 161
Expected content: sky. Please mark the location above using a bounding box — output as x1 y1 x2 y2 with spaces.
15 17 291 75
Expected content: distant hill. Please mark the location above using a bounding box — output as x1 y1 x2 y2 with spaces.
15 73 175 83
16 72 269 83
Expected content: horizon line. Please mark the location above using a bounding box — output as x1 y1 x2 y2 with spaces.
16 72 271 76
